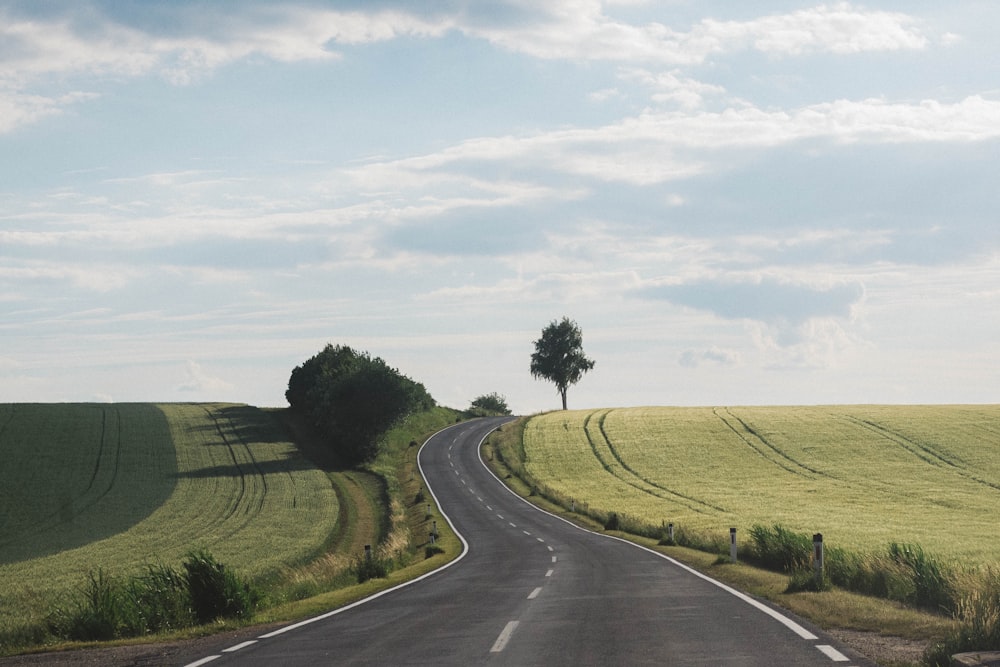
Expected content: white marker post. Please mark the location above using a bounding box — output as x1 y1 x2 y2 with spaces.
730 527 737 563
364 544 372 561
813 533 824 583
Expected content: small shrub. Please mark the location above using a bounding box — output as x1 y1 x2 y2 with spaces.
425 544 445 559
183 550 259 624
47 569 122 641
415 488 425 504
353 554 390 583
786 568 831 593
123 564 192 635
604 512 621 531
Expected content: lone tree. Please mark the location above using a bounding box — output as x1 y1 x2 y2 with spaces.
530 317 595 410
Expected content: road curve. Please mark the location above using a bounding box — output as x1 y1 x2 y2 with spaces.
185 417 873 666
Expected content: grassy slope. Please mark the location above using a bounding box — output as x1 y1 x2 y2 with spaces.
0 403 337 646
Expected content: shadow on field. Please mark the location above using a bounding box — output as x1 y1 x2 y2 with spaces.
185 405 293 446
173 455 318 479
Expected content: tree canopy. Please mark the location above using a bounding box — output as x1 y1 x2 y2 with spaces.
286 344 435 466
469 392 512 416
530 317 595 410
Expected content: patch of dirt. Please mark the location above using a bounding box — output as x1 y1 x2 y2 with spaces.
828 628 931 666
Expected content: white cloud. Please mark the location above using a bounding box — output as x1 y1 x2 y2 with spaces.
0 90 97 133
701 3 928 57
177 360 234 393
462 1 929 63
339 95 1000 189
679 346 741 368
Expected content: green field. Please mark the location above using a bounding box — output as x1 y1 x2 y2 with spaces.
522 405 1000 563
0 403 338 635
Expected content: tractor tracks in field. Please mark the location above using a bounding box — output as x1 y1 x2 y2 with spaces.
713 408 830 481
840 414 1000 494
583 410 726 515
202 406 269 526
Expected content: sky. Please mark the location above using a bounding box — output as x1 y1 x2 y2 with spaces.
1 1 998 414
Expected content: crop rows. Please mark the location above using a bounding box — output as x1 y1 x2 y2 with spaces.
0 403 337 636
523 405 1000 563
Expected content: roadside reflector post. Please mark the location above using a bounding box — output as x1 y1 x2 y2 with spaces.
426 503 432 518
571 499 575 512
668 523 674 543
430 520 438 544
813 533 824 582
364 544 372 561
730 527 737 563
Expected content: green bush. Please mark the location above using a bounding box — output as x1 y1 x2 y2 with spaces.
184 550 259 624
124 564 192 634
48 570 122 641
47 552 258 642
353 554 390 583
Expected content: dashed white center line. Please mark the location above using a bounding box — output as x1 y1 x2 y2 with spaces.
527 586 542 599
490 621 519 653
497 514 504 520
552 556 557 563
547 545 554 552
816 645 851 662
536 537 545 543
486 505 493 511
546 569 554 577
509 522 517 528
522 530 531 536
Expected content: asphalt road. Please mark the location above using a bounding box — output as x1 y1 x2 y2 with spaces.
185 417 873 666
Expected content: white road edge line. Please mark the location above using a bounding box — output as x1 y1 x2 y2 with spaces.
476 432 821 643
490 620 520 653
184 657 220 667
222 640 258 653
816 644 851 662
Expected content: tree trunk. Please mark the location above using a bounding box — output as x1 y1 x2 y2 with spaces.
560 389 568 410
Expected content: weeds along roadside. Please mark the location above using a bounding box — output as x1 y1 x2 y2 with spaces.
483 416 1000 665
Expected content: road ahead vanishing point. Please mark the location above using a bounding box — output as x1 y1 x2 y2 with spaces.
187 417 872 666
